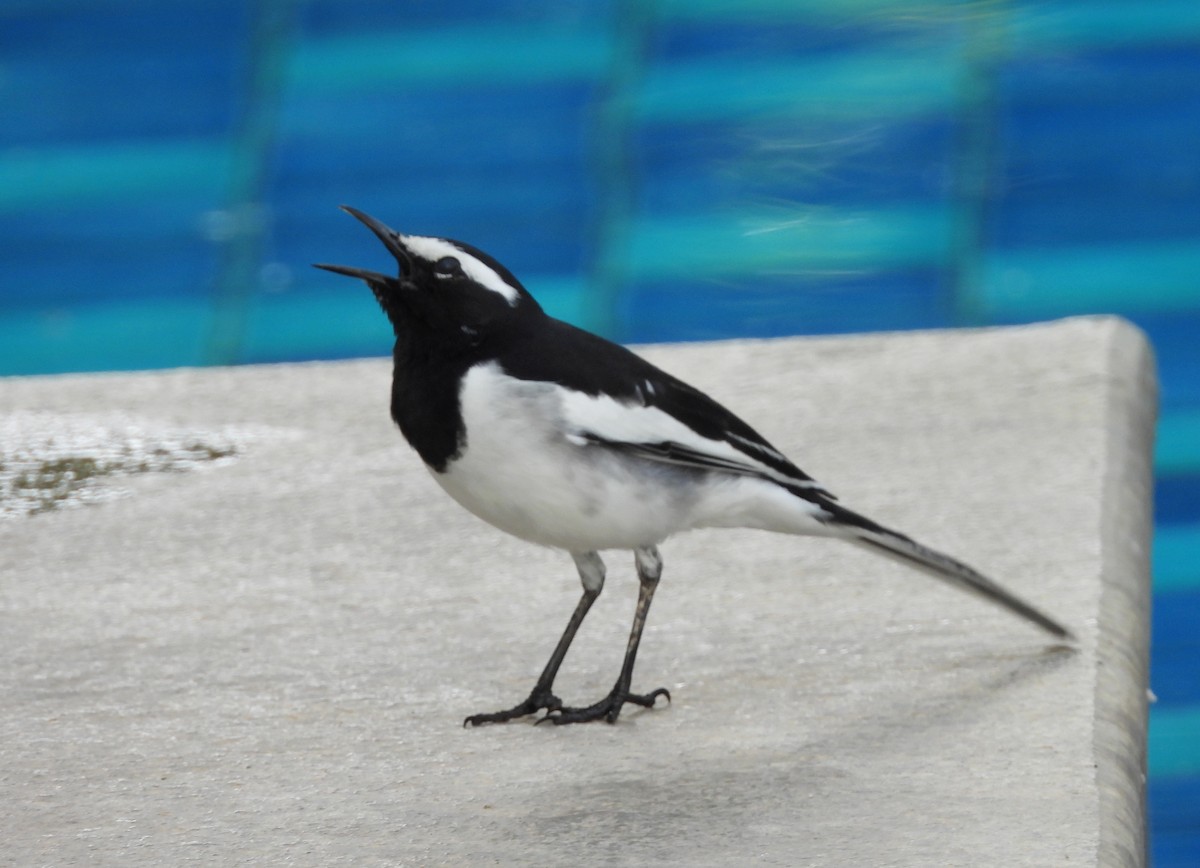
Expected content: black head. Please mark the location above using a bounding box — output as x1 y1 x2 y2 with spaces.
314 206 542 348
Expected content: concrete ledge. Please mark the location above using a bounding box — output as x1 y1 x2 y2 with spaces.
0 317 1153 866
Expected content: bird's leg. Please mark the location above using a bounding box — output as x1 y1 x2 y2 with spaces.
463 552 605 726
544 546 670 725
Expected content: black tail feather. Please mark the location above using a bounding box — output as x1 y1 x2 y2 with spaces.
821 502 1073 640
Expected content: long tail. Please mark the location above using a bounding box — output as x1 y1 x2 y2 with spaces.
820 501 1073 640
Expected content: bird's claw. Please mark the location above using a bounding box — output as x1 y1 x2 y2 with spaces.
538 686 671 725
463 688 563 727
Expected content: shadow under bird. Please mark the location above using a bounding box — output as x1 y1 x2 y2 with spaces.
315 206 1073 727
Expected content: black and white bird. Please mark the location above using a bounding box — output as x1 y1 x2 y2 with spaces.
315 206 1072 727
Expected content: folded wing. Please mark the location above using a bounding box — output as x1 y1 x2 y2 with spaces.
557 373 834 502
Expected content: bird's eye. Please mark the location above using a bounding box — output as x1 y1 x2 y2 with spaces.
433 257 462 278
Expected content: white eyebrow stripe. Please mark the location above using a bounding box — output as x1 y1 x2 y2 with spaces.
401 234 520 306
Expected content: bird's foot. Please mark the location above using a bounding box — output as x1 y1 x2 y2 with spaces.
463 686 563 727
539 685 670 726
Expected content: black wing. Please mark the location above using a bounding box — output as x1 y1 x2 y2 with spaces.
499 316 835 500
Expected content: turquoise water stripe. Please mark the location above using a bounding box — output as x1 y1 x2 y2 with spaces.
655 0 954 23
1157 410 1200 475
1154 525 1200 592
241 288 392 361
0 140 233 212
975 242 1200 319
621 206 953 280
661 0 1200 48
1149 704 1200 777
632 50 961 122
1009 0 1200 52
0 298 210 376
285 25 611 92
524 275 593 329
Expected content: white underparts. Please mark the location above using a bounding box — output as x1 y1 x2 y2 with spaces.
431 363 833 552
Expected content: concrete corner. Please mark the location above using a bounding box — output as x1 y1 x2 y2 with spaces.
0 317 1153 865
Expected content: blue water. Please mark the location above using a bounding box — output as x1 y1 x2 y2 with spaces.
2 2 1197 861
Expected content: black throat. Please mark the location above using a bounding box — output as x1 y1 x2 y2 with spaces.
388 332 475 473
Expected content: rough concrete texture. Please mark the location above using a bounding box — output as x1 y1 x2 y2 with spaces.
0 317 1153 866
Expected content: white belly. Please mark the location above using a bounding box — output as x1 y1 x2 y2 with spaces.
430 364 700 551
432 363 831 552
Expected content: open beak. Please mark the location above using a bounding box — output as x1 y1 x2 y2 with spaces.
313 205 413 283
312 262 389 281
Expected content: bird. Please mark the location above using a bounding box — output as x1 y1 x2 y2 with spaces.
314 205 1073 727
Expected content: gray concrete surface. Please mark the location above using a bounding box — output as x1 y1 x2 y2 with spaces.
0 316 1153 866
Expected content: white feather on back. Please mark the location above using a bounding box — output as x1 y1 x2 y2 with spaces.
559 388 811 490
432 363 831 552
